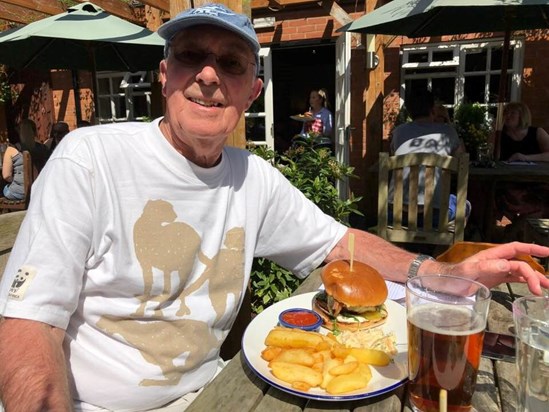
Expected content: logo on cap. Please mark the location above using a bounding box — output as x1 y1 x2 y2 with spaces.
188 4 235 18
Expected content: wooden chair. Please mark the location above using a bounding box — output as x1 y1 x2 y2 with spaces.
0 210 26 282
376 152 469 247
0 151 33 214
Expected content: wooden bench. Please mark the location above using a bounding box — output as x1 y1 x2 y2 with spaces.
0 210 26 282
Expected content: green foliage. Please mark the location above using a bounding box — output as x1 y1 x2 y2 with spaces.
248 139 363 314
0 68 16 104
454 103 492 155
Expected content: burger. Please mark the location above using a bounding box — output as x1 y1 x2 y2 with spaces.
312 260 388 332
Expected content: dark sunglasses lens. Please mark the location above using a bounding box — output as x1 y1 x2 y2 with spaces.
218 55 247 75
174 50 207 66
173 49 248 75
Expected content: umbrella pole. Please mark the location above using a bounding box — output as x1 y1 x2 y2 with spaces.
89 46 100 125
71 70 83 124
494 29 511 160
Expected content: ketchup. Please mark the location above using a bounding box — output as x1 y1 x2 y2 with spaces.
281 310 319 327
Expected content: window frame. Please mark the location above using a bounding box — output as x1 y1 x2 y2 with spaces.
400 37 524 113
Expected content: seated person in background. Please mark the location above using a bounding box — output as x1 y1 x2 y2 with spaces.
17 118 49 173
1 142 25 200
495 102 549 222
389 90 469 225
498 102 549 162
300 88 334 138
433 103 450 124
45 121 70 153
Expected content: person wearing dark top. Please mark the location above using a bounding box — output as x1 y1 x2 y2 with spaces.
495 102 549 225
17 119 50 173
498 102 549 161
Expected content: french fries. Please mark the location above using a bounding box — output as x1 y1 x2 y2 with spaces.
262 326 391 395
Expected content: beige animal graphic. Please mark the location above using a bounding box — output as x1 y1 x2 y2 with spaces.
96 199 246 387
96 315 220 386
133 199 203 317
177 227 245 324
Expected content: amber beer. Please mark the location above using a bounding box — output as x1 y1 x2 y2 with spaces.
407 304 485 412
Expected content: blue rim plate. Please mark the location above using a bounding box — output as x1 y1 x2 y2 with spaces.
241 291 409 401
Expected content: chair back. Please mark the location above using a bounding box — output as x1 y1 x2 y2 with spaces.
0 150 33 213
377 152 469 245
0 210 26 282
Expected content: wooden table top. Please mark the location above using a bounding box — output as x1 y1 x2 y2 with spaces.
469 160 549 181
187 269 527 412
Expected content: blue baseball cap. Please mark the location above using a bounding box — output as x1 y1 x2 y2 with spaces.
158 3 260 75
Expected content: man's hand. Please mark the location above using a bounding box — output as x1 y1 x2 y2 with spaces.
0 318 73 412
444 242 549 294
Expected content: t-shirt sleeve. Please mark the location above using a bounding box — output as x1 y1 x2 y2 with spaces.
0 149 94 329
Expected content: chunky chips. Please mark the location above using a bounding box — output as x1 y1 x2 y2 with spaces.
262 326 391 395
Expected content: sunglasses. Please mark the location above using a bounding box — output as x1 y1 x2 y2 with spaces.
172 49 256 76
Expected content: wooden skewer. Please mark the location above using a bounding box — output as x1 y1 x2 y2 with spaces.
348 232 355 272
439 389 447 412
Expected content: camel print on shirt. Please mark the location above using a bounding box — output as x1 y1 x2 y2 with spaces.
96 199 245 387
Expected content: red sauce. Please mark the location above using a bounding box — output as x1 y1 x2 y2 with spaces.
281 311 319 327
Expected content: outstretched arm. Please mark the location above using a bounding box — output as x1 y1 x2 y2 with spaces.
327 229 549 295
0 318 73 412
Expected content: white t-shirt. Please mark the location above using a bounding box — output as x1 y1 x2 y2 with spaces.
389 121 461 206
0 119 347 411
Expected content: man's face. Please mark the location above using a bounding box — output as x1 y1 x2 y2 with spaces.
159 25 263 151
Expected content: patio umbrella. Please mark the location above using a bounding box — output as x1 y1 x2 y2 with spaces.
346 0 549 128
0 1 164 120
346 0 549 38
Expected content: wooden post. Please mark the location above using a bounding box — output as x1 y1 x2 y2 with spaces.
363 2 386 226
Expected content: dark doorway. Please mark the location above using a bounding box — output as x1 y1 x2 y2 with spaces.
271 43 335 153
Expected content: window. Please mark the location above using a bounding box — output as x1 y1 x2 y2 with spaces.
401 38 524 118
96 71 153 123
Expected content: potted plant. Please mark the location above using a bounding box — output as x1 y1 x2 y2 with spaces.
247 140 362 313
453 103 493 161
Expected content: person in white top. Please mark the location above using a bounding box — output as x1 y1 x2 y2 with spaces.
0 3 548 412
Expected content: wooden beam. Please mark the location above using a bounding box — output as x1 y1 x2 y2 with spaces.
0 0 64 15
0 1 48 24
251 0 318 8
74 0 141 23
1 0 143 23
139 0 169 13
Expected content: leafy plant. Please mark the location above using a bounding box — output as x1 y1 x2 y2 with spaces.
247 139 362 313
0 67 17 104
453 103 492 156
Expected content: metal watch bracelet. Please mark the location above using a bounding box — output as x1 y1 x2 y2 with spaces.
407 254 435 279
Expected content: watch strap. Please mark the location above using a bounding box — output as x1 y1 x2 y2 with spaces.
407 254 435 279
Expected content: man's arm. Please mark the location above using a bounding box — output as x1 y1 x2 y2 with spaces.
327 229 549 295
0 317 73 412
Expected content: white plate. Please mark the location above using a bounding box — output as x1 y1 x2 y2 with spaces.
241 291 409 401
290 114 314 122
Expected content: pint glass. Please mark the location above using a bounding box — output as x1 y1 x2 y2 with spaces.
512 295 549 412
406 275 491 412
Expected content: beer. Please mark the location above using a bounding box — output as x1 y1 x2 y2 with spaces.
407 304 485 412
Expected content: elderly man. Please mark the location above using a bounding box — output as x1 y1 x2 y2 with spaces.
0 3 548 411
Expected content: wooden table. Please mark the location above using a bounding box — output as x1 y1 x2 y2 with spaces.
468 161 549 241
187 269 526 412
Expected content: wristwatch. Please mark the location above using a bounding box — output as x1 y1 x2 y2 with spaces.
407 254 435 279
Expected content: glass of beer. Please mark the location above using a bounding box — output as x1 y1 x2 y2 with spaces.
406 275 491 412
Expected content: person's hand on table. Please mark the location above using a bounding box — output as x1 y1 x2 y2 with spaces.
441 242 549 295
507 152 531 162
